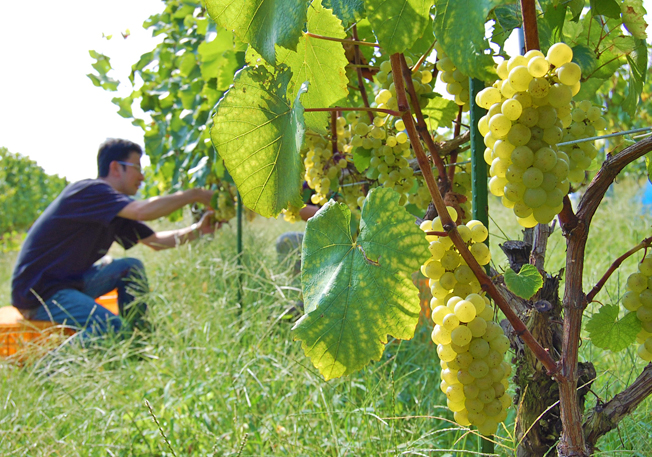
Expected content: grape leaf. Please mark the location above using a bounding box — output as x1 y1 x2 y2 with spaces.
589 0 621 19
210 66 306 218
646 153 652 184
620 0 648 39
504 264 543 300
365 0 434 55
538 0 567 52
571 43 598 76
568 0 585 21
205 0 308 65
624 38 648 118
586 305 641 352
433 0 497 81
422 94 460 131
199 29 245 91
490 4 522 53
353 147 372 172
323 0 365 26
276 0 350 133
294 187 429 380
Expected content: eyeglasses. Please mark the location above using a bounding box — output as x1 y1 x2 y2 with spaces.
116 161 143 174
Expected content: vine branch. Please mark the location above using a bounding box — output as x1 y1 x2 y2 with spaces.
397 54 449 189
578 136 652 224
583 363 652 453
586 236 652 304
391 52 558 376
305 32 380 47
304 106 401 117
331 111 338 154
351 25 375 124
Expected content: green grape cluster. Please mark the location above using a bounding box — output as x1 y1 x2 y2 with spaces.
303 124 350 206
621 256 652 362
352 113 417 206
452 167 473 223
434 42 470 111
213 184 237 221
476 43 580 228
281 203 303 223
432 293 513 435
559 100 607 183
419 209 491 302
340 174 366 211
407 174 434 211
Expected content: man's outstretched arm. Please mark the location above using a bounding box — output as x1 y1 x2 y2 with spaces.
139 211 220 251
118 188 214 221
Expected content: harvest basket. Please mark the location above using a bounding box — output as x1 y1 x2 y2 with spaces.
0 289 118 362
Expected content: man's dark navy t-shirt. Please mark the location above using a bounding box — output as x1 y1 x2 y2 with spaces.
11 179 154 310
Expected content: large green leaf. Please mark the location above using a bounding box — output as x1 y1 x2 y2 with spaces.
490 3 522 53
199 28 245 91
538 0 567 52
433 0 497 81
624 38 648 117
277 0 350 133
365 0 434 55
586 305 641 352
323 0 365 26
210 66 306 217
205 0 308 65
589 0 621 19
294 187 429 380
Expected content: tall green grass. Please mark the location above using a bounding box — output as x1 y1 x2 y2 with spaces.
1 179 650 456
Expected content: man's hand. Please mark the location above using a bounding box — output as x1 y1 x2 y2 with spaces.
196 210 223 235
193 188 216 207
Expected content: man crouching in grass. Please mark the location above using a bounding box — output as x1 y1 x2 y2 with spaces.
11 138 217 336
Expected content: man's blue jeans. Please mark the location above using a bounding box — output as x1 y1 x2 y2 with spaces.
26 257 148 335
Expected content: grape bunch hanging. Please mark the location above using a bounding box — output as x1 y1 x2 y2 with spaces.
476 43 583 227
419 212 512 435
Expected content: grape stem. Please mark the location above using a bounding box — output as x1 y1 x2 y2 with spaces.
585 236 652 305
305 32 380 47
397 55 449 189
447 105 464 185
346 63 379 70
304 106 401 117
351 25 375 124
411 40 436 73
331 111 339 155
390 52 559 377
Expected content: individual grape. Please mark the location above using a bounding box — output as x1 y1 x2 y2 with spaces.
452 325 473 346
628 273 648 293
443 312 461 331
522 167 544 188
546 42 573 67
455 300 477 323
507 124 532 147
527 56 549 78
556 62 581 86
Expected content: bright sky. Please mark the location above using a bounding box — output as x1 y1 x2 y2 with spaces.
0 0 163 182
0 1 650 183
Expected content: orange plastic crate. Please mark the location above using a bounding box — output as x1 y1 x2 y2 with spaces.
1 289 118 361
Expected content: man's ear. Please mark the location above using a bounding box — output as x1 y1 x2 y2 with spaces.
108 160 121 177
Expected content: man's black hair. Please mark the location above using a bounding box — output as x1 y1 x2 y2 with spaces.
97 139 143 178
